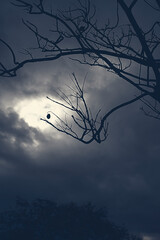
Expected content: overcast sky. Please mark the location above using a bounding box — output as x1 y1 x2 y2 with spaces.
0 1 160 240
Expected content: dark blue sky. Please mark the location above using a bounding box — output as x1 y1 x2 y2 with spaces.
0 1 160 239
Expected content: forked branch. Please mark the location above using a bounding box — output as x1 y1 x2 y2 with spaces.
41 74 147 144
0 0 160 143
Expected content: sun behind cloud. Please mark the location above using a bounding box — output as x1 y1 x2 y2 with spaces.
14 96 64 131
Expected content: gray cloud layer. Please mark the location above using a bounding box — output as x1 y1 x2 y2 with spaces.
0 1 160 239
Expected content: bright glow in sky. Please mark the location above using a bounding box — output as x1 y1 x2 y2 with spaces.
143 236 154 240
14 96 64 131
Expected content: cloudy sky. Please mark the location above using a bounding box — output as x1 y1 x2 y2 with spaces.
0 0 160 239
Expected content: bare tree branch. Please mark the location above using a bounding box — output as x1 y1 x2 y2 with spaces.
41 74 147 144
0 0 160 143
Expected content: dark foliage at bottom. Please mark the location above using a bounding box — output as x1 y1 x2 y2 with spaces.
0 198 141 240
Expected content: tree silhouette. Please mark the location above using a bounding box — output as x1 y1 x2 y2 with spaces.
0 198 142 240
0 0 160 143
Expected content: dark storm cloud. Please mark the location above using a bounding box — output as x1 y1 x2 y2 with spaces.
0 1 160 239
0 109 37 143
0 108 45 166
0 103 160 238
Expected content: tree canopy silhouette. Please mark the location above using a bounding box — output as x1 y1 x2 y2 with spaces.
0 198 142 240
0 0 160 143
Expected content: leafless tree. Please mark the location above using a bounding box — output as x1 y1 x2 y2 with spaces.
0 0 160 143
